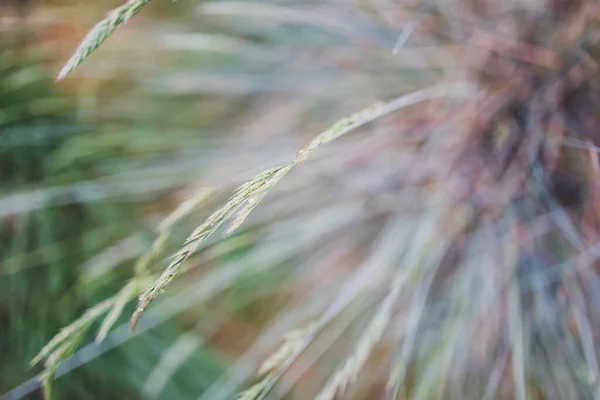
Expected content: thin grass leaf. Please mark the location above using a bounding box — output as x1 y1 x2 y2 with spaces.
393 12 427 55
57 0 154 80
482 347 510 400
567 278 600 390
508 272 527 400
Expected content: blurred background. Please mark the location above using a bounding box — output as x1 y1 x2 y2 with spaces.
0 0 458 399
6 1 600 399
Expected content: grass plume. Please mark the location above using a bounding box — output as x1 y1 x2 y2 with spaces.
130 82 470 331
57 0 154 80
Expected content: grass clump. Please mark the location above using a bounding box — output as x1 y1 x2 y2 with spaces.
24 0 600 399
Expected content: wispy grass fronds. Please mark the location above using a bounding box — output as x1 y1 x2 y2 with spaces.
56 0 154 81
130 82 472 331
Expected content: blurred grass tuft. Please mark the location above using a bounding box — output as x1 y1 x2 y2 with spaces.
8 0 600 399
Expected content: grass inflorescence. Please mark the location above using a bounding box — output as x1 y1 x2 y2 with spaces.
56 0 154 81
